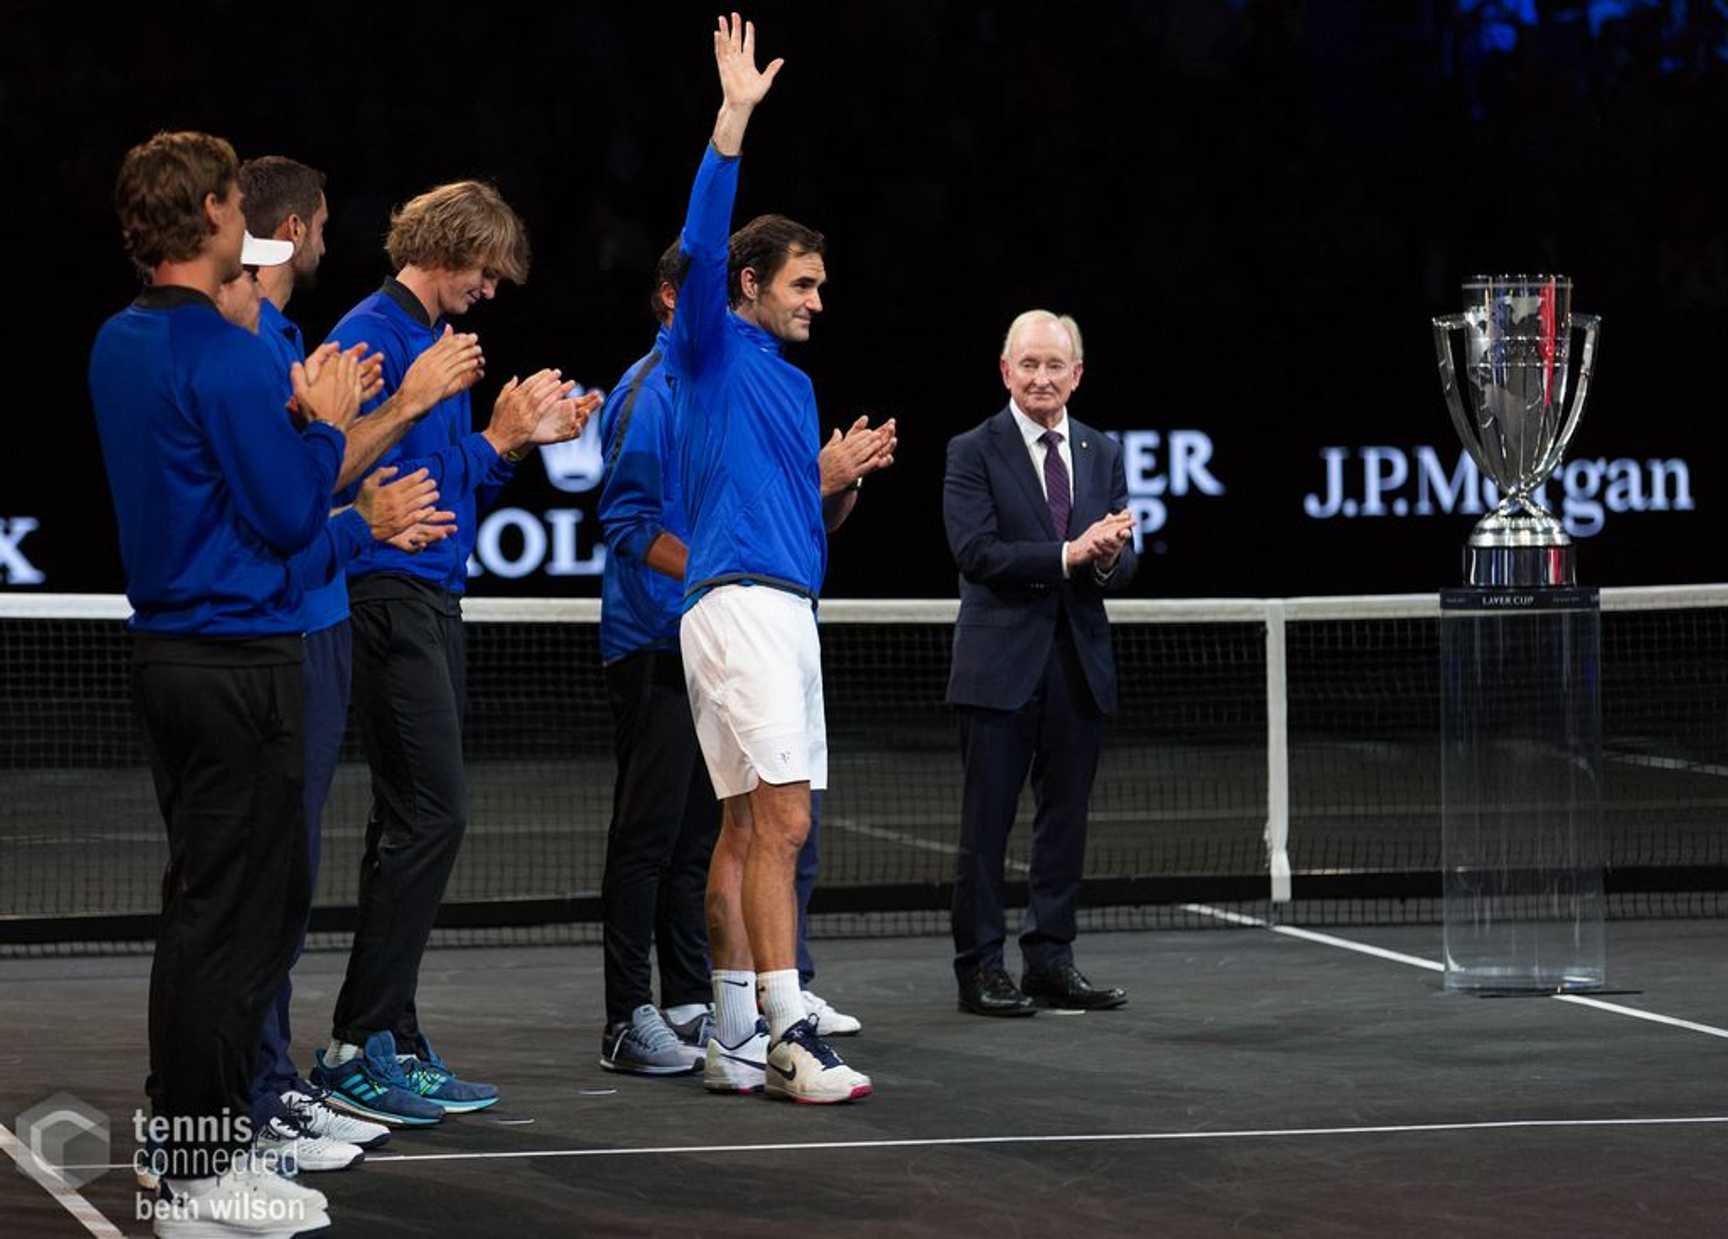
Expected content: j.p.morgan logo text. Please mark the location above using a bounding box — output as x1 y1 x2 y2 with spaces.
1303 446 1694 537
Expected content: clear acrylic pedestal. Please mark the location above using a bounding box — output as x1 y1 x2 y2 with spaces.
1440 587 1604 993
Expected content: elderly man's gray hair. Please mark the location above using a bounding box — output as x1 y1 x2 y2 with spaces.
1001 309 1084 361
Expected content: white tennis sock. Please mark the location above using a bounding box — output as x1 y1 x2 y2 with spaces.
712 970 758 1045
757 969 806 1041
325 1039 360 1067
665 1002 709 1025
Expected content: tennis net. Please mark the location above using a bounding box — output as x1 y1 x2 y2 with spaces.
3 586 1725 953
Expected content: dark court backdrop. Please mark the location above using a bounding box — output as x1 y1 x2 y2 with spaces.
2 0 1722 600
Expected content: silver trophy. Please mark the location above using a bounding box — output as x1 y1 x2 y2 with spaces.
1433 275 1601 587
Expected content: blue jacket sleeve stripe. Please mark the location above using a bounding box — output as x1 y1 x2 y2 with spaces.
598 353 669 563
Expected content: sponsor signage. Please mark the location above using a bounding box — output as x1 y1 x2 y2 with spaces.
1302 445 1694 538
0 517 44 585
1108 429 1225 551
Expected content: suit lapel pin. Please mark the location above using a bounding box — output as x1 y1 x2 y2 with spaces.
1080 440 1088 449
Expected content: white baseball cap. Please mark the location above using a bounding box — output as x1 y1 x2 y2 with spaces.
241 232 293 266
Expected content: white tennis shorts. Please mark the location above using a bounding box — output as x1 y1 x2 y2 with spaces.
680 583 828 799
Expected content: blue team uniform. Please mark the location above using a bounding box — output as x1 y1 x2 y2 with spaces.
596 327 684 662
89 280 357 1170
667 145 827 607
324 278 514 591
245 294 360 1122
257 297 349 636
89 285 364 635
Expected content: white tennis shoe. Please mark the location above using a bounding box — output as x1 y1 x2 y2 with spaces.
153 1164 330 1237
281 1089 390 1150
765 1016 872 1104
253 1115 364 1174
704 1018 769 1093
802 990 861 1036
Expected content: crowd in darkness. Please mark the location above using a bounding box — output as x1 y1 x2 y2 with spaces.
5 0 1724 596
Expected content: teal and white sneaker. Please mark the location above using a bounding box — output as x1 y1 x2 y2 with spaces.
601 1005 702 1075
309 1032 444 1127
395 1033 500 1113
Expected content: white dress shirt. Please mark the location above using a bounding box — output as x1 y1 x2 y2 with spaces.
1007 399 1117 582
1009 399 1077 577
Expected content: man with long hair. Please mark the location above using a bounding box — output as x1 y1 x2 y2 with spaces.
235 154 483 1159
311 178 598 1126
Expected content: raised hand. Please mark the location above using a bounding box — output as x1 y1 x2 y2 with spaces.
353 465 442 543
715 13 783 107
819 415 898 496
399 325 486 416
712 13 783 155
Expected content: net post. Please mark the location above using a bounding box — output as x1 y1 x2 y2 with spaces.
1264 600 1292 903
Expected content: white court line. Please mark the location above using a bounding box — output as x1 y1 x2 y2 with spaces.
1606 751 1728 779
1554 994 1728 1040
0 1120 124 1239
822 823 1728 1039
825 815 1029 874
69 1111 1728 1175
354 1115 1728 1166
1183 903 1445 972
1183 903 1728 1039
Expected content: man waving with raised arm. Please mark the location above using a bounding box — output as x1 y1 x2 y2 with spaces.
671 14 889 1105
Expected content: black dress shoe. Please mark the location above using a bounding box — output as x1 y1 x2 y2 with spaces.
1020 964 1128 1010
957 966 1038 1017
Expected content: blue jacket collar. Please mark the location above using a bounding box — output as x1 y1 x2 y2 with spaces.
258 297 301 345
731 312 784 356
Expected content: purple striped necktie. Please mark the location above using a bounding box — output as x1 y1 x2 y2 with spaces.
1040 429 1071 537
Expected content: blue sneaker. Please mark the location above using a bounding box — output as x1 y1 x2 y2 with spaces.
310 1031 445 1127
395 1033 500 1113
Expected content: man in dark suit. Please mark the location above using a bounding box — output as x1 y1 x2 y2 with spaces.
943 309 1139 1017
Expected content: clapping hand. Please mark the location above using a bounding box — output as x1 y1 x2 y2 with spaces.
819 415 897 496
290 342 369 433
399 325 486 415
353 465 443 544
1069 510 1135 568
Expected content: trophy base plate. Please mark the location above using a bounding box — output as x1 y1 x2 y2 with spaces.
1465 543 1575 588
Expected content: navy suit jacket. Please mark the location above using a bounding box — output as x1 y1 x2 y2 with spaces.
943 406 1138 714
